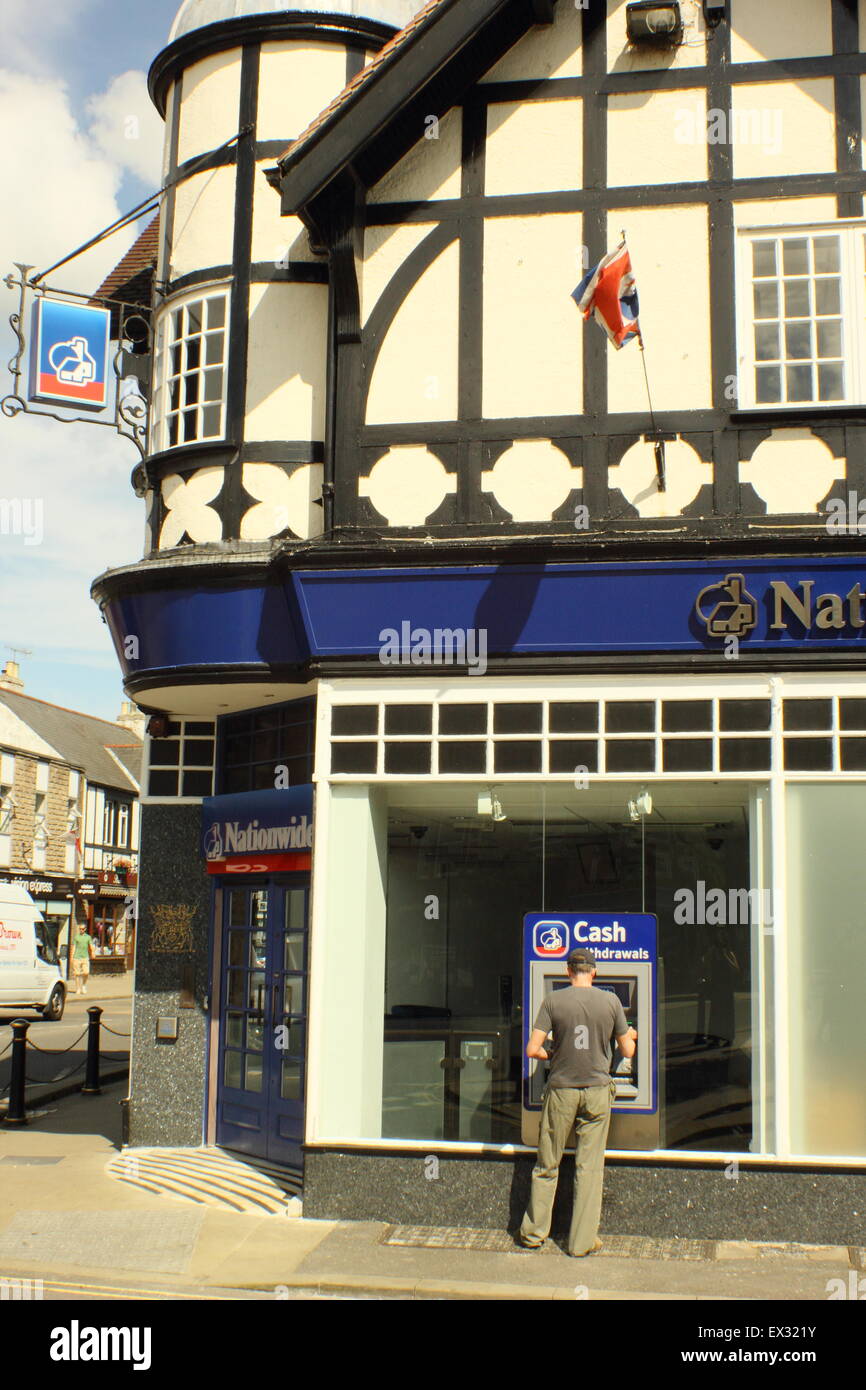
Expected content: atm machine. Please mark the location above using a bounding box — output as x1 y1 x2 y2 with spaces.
522 912 660 1150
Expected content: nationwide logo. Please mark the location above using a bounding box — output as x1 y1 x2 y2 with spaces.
205 815 313 860
533 920 569 957
695 573 758 638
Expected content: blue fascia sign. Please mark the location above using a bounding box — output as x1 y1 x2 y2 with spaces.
201 786 313 863
29 298 111 411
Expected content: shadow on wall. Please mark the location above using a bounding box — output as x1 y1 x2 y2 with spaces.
473 564 544 658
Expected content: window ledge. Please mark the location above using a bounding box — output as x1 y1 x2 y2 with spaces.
730 405 866 425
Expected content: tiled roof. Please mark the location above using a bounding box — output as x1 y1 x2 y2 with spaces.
93 214 160 304
0 690 142 793
278 0 446 171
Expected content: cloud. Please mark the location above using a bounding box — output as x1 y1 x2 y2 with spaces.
87 70 164 189
0 0 98 78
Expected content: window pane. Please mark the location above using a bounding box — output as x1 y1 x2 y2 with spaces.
203 368 223 402
185 338 201 371
202 404 222 436
183 408 198 441
816 321 842 359
384 705 433 735
784 280 810 317
754 324 779 361
171 308 183 340
813 236 840 273
439 704 487 735
786 364 813 401
438 742 487 773
756 366 781 403
818 364 844 400
815 279 841 315
207 296 226 329
753 282 779 319
183 373 200 405
205 333 224 366
752 241 776 276
187 300 204 334
782 239 808 274
784 322 812 360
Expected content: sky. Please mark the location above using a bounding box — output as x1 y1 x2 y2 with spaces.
0 0 180 721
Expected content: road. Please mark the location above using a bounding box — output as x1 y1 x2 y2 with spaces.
0 985 131 1099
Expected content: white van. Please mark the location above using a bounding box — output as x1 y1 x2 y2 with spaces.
0 883 66 1021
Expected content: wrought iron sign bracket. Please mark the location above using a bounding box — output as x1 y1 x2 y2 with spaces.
2 263 151 458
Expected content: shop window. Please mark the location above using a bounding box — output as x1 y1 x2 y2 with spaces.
438 742 487 774
147 718 216 798
737 227 862 408
384 705 433 736
719 738 771 772
783 699 833 731
719 699 771 732
662 739 713 772
493 741 542 773
839 698 866 729
217 699 314 795
384 743 431 774
783 739 833 772
493 703 543 734
439 704 488 735
605 701 655 734
662 700 712 732
331 742 378 774
150 289 229 453
549 740 599 774
840 738 866 770
549 702 599 734
332 706 379 736
606 739 655 773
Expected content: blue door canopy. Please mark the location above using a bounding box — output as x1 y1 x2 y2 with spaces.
100 554 866 683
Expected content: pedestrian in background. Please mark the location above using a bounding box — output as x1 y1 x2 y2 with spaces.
71 924 94 996
518 948 637 1257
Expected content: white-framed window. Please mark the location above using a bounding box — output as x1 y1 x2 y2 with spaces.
103 798 116 846
116 802 130 848
150 287 229 452
737 222 866 408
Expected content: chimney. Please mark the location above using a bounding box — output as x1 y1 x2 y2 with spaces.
116 699 146 738
0 660 24 693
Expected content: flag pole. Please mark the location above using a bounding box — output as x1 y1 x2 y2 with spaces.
621 228 666 492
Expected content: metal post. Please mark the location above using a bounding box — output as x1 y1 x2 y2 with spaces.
4 1019 30 1125
81 1006 103 1095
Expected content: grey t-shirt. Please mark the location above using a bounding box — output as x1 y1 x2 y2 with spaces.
533 985 629 1089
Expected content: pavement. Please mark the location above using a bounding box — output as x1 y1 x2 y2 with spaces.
0 1081 863 1302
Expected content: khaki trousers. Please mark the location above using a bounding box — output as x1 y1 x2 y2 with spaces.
520 1080 616 1256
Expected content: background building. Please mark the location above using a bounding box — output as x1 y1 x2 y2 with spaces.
92 0 866 1240
0 662 142 969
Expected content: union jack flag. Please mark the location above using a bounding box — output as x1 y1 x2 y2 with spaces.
572 241 641 349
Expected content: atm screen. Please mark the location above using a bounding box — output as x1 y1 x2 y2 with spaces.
547 975 636 1019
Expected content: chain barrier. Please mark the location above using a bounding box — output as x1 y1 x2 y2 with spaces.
1 1007 129 1122
24 1030 88 1055
100 1024 132 1038
25 1061 86 1086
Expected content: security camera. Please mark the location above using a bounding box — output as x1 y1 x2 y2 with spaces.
410 825 428 841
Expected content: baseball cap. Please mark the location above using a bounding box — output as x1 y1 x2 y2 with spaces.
567 948 597 970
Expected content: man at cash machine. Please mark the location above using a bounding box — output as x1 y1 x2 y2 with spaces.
517 948 637 1257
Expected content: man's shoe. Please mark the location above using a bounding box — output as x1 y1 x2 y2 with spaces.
514 1234 544 1250
569 1238 603 1257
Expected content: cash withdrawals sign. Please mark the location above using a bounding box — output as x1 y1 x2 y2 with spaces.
29 298 111 410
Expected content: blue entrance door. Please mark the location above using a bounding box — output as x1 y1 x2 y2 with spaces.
215 879 308 1168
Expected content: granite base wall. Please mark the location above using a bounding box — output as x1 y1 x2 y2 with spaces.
127 802 211 1149
303 1150 866 1246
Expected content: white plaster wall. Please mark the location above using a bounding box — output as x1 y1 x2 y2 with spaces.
366 240 460 424
251 163 321 265
481 440 583 522
606 205 711 414
481 0 583 81
362 224 436 326
177 51 242 164
730 0 832 63
369 108 462 203
609 89 707 187
733 197 839 228
483 213 583 419
257 40 349 141
485 98 582 197
310 784 388 1141
169 167 237 279
607 0 707 73
359 446 457 527
731 80 835 180
740 430 842 515
245 282 328 440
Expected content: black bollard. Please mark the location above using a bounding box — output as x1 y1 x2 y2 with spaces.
81 1006 103 1096
4 1019 30 1125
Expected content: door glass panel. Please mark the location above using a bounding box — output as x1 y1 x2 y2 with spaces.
283 976 305 1016
280 1020 304 1055
245 1055 263 1093
227 931 246 966
227 971 245 1007
248 971 266 1010
251 890 268 926
250 930 267 967
281 1059 302 1100
226 1012 243 1048
284 891 305 931
246 1018 264 1052
284 933 305 972
224 1051 242 1089
229 891 246 926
